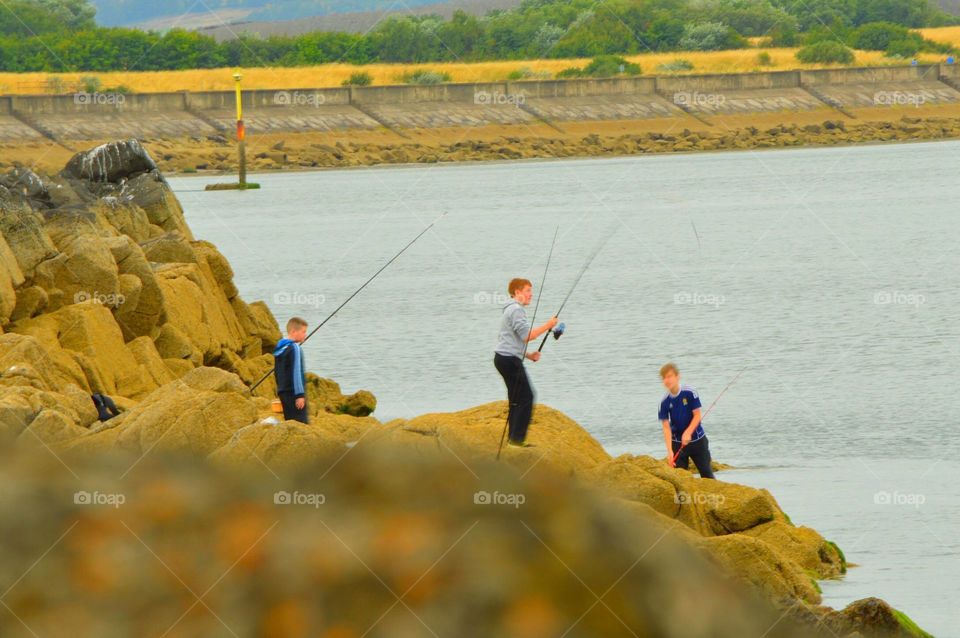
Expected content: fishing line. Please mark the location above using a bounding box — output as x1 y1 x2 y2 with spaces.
249 212 446 392
670 366 748 466
536 224 616 353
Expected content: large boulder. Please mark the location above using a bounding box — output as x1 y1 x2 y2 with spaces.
699 533 822 604
17 408 90 448
362 402 611 477
821 598 933 638
67 367 257 458
741 520 845 579
11 303 154 397
209 420 346 470
0 233 24 324
581 456 680 517
0 332 88 392
62 139 157 183
107 235 163 339
154 261 244 362
32 233 120 313
0 190 58 278
118 171 193 239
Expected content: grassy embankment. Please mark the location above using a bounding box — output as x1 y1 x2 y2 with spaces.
2 26 960 95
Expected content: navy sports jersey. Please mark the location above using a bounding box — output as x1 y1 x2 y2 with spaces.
658 385 706 443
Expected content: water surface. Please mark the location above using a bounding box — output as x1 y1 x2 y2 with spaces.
171 141 960 635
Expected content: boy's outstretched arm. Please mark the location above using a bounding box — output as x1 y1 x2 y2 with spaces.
682 408 702 445
525 316 559 343
662 421 674 464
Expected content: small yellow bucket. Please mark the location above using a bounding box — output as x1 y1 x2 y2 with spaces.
270 399 283 414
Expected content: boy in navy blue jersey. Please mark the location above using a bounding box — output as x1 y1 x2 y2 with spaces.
274 317 309 424
658 362 715 479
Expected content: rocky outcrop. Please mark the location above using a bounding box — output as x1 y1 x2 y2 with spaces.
0 141 375 439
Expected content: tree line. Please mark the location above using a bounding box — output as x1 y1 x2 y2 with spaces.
0 0 955 73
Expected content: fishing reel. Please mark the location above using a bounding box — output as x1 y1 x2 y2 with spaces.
552 322 565 340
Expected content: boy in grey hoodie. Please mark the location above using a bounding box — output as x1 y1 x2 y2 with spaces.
494 278 558 447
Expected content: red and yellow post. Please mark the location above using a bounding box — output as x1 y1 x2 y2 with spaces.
233 71 247 187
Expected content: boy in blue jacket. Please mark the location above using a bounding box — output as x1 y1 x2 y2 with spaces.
658 362 715 479
273 317 309 424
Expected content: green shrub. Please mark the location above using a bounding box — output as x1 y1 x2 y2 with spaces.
399 70 451 85
796 41 855 65
678 22 747 51
507 67 551 80
581 55 641 77
44 76 66 94
556 67 583 78
756 51 774 66
109 84 132 94
802 26 853 47
851 22 911 51
79 75 101 93
656 58 694 72
768 25 800 47
885 38 921 57
341 71 373 86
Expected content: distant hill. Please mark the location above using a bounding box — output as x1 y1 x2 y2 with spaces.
937 0 960 14
196 0 524 39
90 0 513 29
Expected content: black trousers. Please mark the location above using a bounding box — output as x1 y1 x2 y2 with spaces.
494 353 534 443
672 436 715 479
278 391 310 424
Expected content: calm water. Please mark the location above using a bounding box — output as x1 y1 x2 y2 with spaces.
170 141 960 636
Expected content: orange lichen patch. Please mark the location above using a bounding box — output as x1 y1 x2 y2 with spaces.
133 477 190 523
502 594 564 638
261 599 311 638
370 513 443 565
320 625 360 638
214 503 273 571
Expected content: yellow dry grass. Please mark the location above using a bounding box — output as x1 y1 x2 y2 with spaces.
918 25 960 48
0 47 945 95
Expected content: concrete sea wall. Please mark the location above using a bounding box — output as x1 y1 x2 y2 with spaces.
1 64 959 144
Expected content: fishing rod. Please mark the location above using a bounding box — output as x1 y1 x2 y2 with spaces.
248 213 445 393
670 366 748 466
496 225 559 460
536 227 614 353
